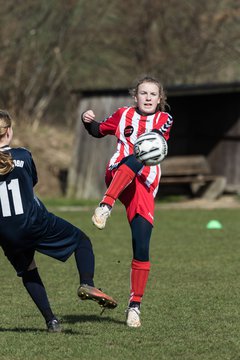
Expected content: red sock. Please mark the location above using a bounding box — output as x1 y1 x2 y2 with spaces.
129 259 151 303
101 164 135 207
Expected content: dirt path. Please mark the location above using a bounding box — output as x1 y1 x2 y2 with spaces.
157 195 240 209
52 195 240 212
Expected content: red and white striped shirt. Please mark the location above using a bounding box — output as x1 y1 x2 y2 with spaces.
99 106 173 196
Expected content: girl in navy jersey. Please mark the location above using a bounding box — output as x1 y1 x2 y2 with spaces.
82 75 173 327
0 110 117 332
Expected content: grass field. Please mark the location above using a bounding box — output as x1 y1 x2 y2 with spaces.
0 205 240 360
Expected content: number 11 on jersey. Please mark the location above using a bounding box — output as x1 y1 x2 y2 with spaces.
0 179 24 217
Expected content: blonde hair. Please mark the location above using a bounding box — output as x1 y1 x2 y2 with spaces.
129 75 168 112
0 110 14 175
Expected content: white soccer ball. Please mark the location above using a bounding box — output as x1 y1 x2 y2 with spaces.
134 132 168 166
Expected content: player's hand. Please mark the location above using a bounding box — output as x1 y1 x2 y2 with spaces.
82 110 96 123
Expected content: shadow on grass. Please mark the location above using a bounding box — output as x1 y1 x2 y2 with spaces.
63 314 125 325
0 327 79 334
0 314 125 333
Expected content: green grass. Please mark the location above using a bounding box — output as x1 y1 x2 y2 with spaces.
1 207 240 359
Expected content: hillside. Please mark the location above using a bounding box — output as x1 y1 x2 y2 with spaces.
12 122 74 197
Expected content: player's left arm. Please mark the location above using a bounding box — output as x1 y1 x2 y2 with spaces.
152 113 173 140
22 148 38 186
31 158 38 187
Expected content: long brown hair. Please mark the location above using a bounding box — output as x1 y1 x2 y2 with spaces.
129 75 168 112
0 110 14 175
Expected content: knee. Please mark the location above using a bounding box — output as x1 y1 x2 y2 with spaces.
77 232 93 250
121 154 143 173
17 261 37 278
22 267 38 282
27 259 37 271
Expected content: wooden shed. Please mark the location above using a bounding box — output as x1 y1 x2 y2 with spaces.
68 82 240 199
167 82 240 192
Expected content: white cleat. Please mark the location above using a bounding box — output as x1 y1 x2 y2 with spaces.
92 205 111 230
126 307 141 328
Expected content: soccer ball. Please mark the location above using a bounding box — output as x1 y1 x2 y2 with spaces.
134 132 168 166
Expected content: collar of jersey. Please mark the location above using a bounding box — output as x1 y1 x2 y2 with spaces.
0 145 11 151
135 107 156 117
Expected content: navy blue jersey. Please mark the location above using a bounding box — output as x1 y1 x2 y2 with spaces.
1 146 77 248
0 146 88 275
0 147 42 248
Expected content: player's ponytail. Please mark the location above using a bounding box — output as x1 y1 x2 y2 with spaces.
0 152 14 175
0 110 14 175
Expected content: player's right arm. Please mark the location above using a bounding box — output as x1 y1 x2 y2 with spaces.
82 108 122 138
82 110 104 138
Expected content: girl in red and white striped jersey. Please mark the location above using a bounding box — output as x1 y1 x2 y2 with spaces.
82 75 173 327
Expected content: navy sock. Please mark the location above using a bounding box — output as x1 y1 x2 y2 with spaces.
129 301 141 309
74 234 95 287
22 268 55 323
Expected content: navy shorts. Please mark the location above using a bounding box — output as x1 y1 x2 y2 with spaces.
5 213 83 277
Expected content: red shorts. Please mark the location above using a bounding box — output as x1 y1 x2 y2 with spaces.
105 168 155 225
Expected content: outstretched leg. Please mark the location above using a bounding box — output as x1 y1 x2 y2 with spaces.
75 230 118 311
74 232 95 286
92 155 143 229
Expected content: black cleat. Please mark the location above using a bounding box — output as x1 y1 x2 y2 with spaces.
46 318 62 333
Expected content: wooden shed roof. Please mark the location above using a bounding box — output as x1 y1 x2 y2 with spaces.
71 81 240 97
